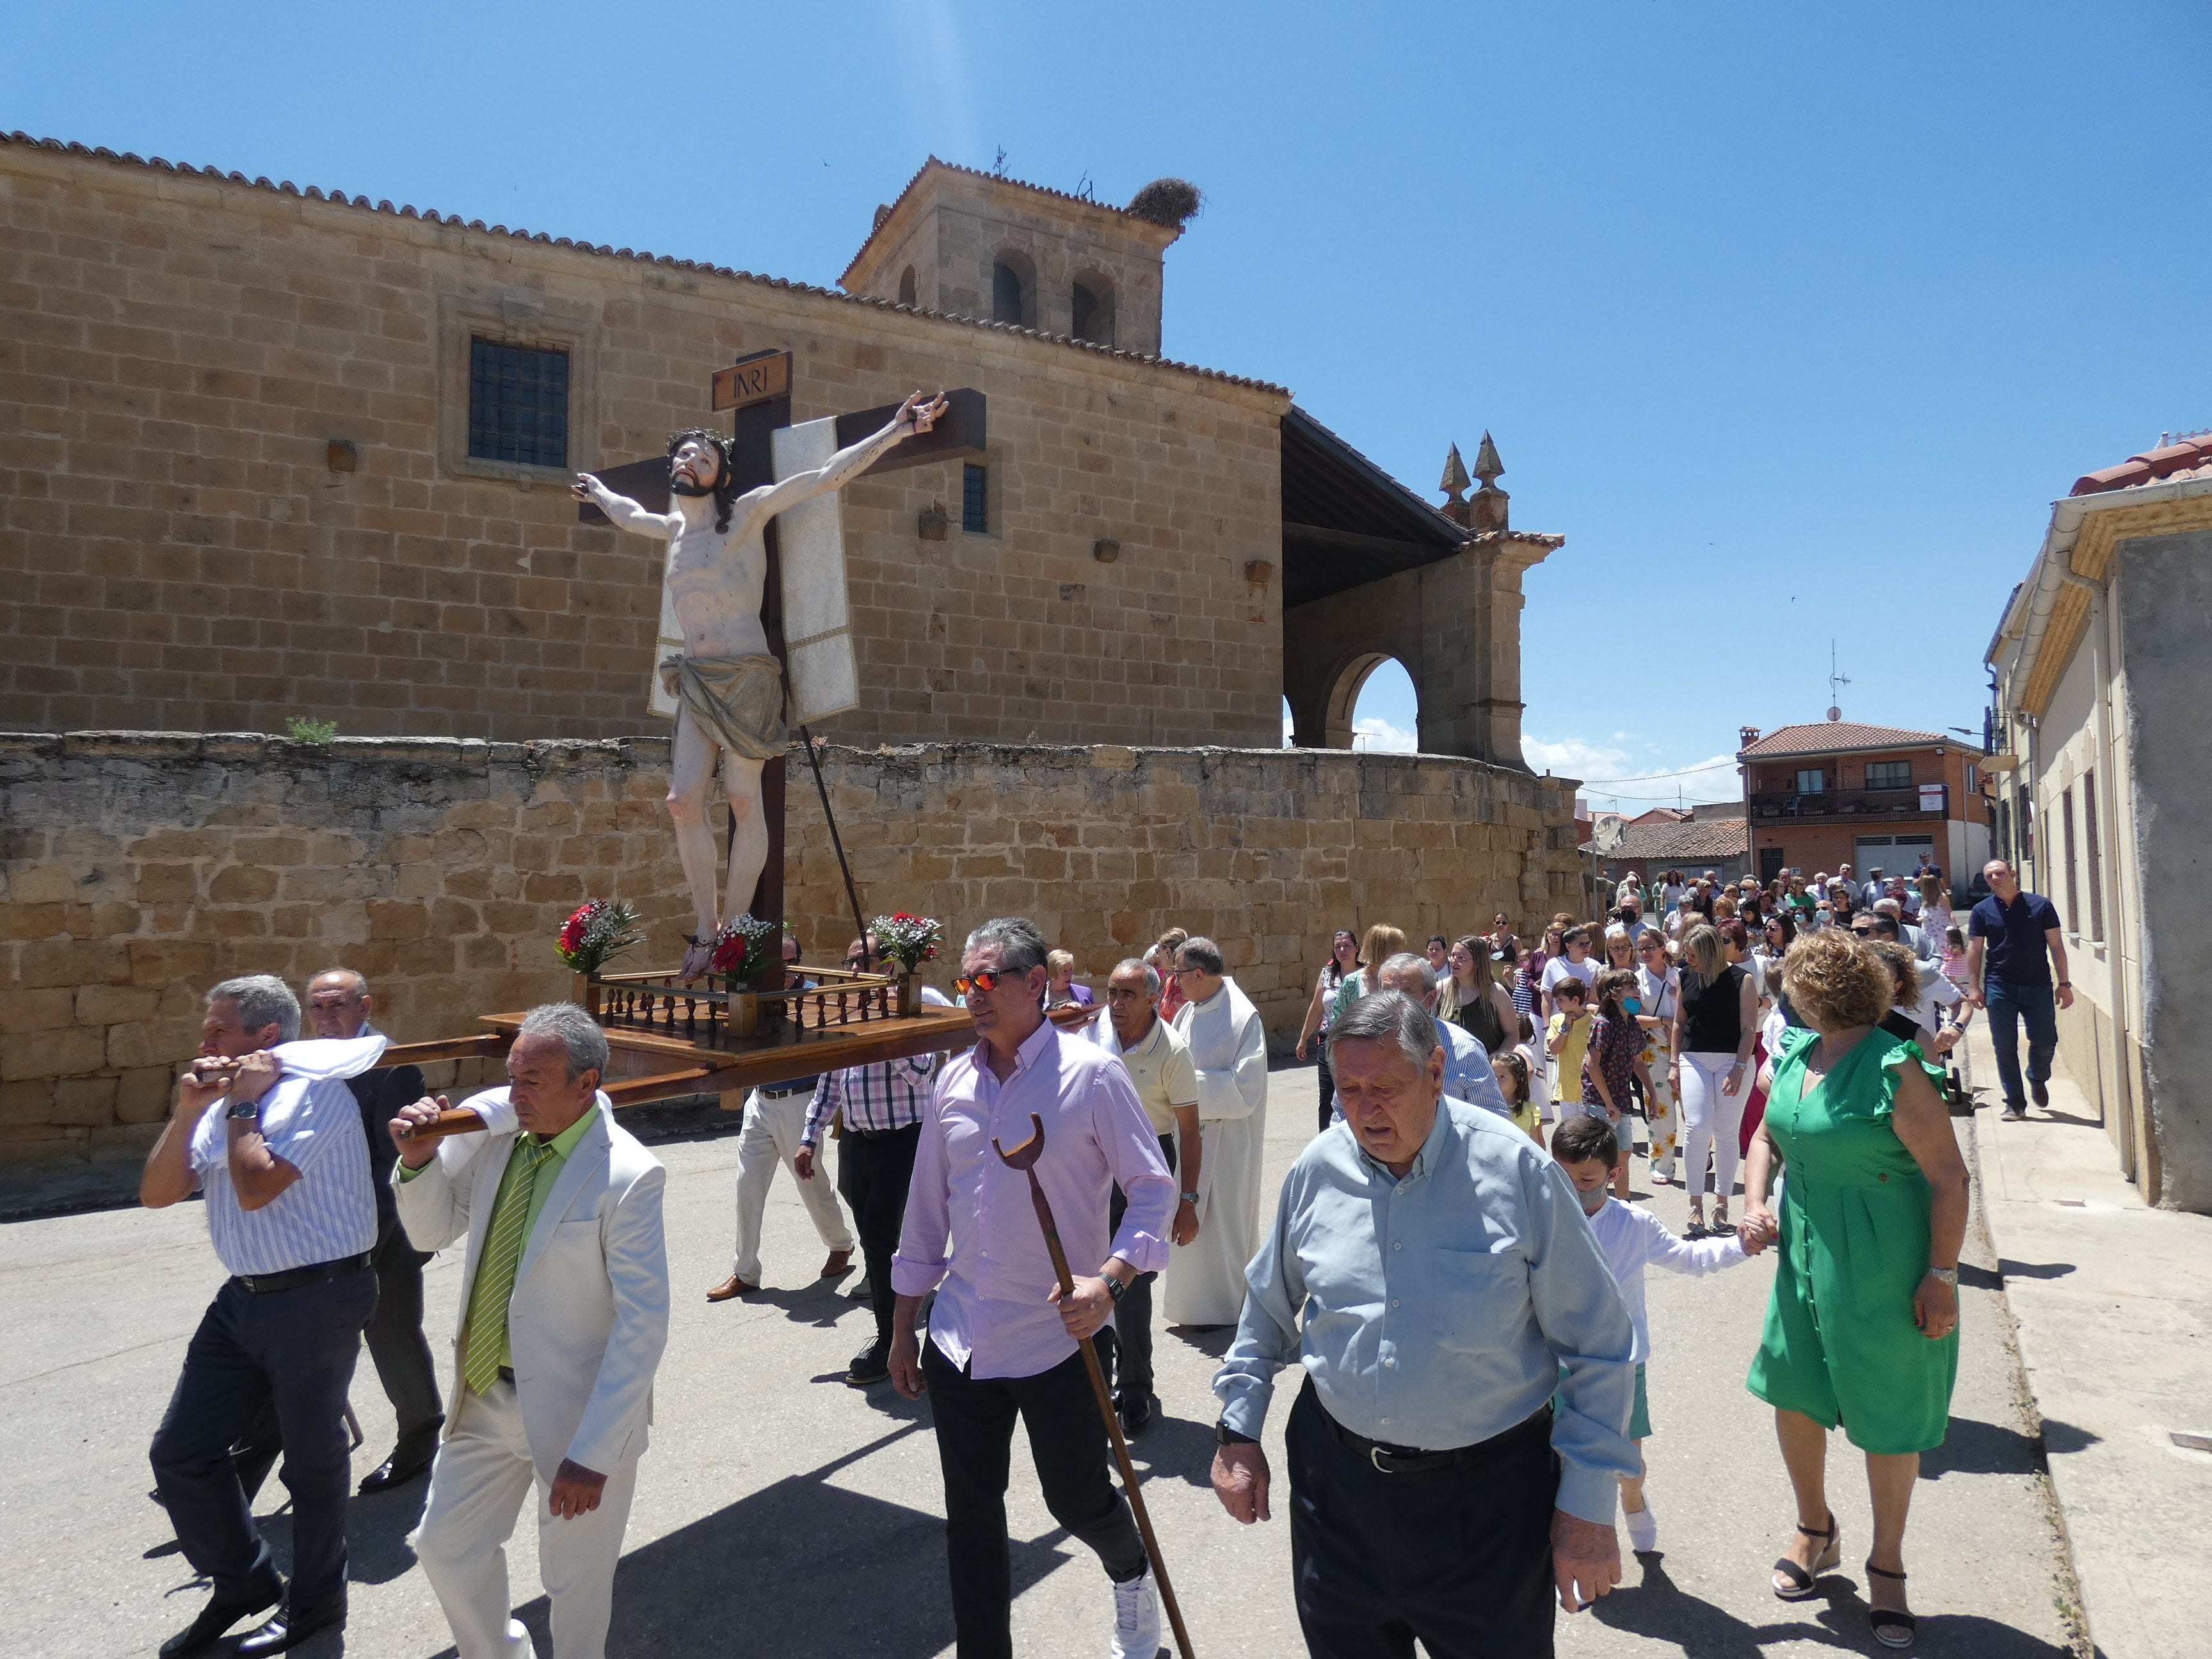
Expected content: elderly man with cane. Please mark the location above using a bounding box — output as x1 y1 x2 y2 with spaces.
1211 990 1638 1658
890 917 1181 1659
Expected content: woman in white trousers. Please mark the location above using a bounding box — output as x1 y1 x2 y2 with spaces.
1669 923 1759 1233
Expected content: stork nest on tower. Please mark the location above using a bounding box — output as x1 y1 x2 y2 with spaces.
1124 177 1203 228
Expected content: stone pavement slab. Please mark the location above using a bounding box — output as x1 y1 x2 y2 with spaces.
0 1061 2082 1657
1970 1020 2212 1659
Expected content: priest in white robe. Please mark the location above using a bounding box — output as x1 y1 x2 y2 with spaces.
1166 936 1269 1327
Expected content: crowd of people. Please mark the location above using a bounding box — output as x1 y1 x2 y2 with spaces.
136 857 2074 1657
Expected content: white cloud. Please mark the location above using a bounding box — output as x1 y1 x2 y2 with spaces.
1523 734 1633 778
1525 735 1743 808
1351 716 1417 753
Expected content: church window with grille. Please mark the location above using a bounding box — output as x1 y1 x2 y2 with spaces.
468 338 568 468
963 464 989 534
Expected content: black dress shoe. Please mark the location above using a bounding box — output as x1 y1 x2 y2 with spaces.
2032 1079 2050 1107
1118 1392 1158 1438
159 1583 283 1658
845 1344 892 1386
234 1604 344 1656
357 1450 434 1494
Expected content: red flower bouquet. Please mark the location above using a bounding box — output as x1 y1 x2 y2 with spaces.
556 899 643 974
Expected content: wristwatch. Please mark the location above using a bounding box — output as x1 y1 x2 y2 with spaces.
1217 1421 1259 1447
225 1097 260 1121
1925 1266 1958 1286
1103 1273 1128 1304
1180 1190 1201 1205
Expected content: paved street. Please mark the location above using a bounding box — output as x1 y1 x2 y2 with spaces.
3 1064 2084 1658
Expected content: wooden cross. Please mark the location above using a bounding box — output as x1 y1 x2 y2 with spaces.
577 351 986 973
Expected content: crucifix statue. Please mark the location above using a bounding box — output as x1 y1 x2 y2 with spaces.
574 389 949 980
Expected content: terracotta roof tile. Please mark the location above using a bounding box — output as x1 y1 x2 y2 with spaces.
2071 435 2212 497
1738 721 1972 760
0 132 1289 400
1582 819 1747 862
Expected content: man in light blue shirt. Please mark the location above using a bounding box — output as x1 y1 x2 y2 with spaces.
1212 990 1635 1656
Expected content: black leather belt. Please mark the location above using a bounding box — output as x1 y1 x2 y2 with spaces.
847 1121 922 1139
1333 1402 1552 1474
230 1253 373 1295
758 1083 813 1099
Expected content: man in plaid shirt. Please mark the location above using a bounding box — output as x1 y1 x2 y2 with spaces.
796 1048 942 1386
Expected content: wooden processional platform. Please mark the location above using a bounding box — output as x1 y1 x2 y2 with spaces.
380 966 1093 1139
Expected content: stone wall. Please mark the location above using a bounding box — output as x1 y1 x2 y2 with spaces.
0 138 1286 748
0 731 1582 1174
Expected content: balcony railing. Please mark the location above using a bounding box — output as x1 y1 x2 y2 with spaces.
1751 786 1943 819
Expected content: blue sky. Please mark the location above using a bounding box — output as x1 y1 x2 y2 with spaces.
8 2 2207 803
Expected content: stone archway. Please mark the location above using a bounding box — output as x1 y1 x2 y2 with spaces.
1319 652 1400 750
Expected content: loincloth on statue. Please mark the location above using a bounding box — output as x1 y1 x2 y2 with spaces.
659 652 787 761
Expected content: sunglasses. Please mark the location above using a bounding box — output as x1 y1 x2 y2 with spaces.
954 969 1016 996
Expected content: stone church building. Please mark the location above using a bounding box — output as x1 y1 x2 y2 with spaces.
0 134 1584 1182
0 137 1559 764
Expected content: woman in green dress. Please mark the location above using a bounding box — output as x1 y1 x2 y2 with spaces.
1740 927 1969 1650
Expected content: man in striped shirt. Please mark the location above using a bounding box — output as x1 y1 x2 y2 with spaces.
797 1047 942 1386
141 975 381 1658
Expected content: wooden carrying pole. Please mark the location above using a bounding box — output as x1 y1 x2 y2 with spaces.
991 1112 1197 1659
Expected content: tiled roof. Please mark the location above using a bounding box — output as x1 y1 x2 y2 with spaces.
2071 435 2212 497
1583 818 1747 862
0 132 1289 400
1739 721 1968 760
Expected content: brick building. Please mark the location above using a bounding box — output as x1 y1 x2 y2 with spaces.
0 139 1558 764
1738 719 1991 889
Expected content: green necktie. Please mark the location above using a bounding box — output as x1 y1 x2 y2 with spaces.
461 1137 556 1395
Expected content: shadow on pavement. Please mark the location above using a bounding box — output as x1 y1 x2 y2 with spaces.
411 1421 1071 1659
1603 1553 2081 1656
1921 1415 2046 1480
1123 1409 1222 1491
1994 1258 2077 1280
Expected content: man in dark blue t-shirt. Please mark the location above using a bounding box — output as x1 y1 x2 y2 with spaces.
1966 859 2073 1121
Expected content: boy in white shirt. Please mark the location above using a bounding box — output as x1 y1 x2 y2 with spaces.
1549 1114 1772 1551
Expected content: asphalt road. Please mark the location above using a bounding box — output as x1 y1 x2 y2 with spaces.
1 1064 2083 1658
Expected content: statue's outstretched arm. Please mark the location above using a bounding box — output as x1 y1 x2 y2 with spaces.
572 473 673 539
746 390 949 520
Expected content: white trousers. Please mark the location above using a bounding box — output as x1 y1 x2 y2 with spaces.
734 1087 853 1281
412 1381 641 1659
1676 1050 1747 1204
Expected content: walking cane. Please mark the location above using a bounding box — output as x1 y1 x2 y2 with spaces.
993 1112 1197 1659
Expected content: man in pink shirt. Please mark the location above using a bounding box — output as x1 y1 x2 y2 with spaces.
890 916 1176 1659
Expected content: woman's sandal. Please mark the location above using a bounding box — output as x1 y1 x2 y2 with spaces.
1770 1513 1840 1600
1686 1201 1706 1235
1865 1562 1916 1649
1713 1199 1731 1231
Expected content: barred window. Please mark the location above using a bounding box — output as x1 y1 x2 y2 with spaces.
469 338 568 468
2083 769 2104 941
963 463 989 534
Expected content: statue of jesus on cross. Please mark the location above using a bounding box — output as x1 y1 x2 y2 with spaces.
574 390 948 980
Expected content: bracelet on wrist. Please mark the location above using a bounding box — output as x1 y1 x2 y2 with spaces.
1925 1265 1958 1286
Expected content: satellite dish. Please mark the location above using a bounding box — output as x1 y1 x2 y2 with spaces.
1592 813 1628 856
1827 706 1843 722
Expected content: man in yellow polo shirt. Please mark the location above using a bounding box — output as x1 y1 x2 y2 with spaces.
1089 958 1204 1436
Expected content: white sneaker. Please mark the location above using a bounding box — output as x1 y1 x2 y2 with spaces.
1109 1566 1162 1659
1624 1502 1659 1552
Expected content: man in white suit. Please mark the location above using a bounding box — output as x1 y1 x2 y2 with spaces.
391 1004 669 1659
